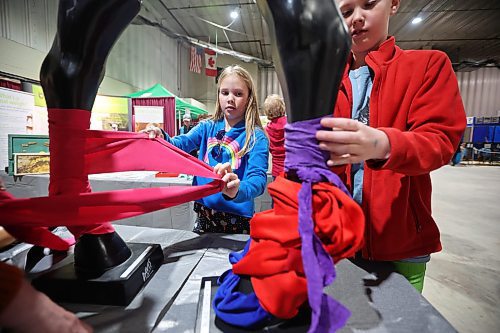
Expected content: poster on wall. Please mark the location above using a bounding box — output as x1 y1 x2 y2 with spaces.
91 95 130 131
0 88 35 170
32 85 130 131
31 84 49 134
133 105 165 132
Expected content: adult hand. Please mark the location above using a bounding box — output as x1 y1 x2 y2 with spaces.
214 162 240 199
0 279 93 333
316 117 391 166
140 124 164 139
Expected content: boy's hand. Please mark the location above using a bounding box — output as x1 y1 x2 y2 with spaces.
316 118 391 166
214 162 240 199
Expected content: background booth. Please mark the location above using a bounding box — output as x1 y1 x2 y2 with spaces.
128 84 208 137
462 116 500 164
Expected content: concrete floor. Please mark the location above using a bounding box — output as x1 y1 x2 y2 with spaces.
424 164 500 333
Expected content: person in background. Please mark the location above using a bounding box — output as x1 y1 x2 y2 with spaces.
263 94 287 179
143 65 269 234
179 113 194 135
451 140 464 166
316 0 466 292
197 113 211 122
178 114 197 157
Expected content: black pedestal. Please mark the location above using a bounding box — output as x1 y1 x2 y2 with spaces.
31 242 164 306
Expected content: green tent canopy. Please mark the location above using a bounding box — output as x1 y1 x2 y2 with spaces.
127 83 208 119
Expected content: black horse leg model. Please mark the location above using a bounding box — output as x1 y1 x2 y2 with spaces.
213 0 354 331
34 0 163 306
41 0 141 110
257 0 351 122
40 0 141 277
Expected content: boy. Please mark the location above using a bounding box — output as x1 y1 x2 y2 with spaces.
316 0 466 292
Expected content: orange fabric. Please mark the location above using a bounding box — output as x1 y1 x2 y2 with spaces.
232 176 364 318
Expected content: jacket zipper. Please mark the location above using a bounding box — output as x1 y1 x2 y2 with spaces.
410 202 422 233
366 62 379 260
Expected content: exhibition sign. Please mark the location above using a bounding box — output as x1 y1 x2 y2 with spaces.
0 87 34 170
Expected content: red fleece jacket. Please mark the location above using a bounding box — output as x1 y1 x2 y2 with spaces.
266 116 287 177
334 37 466 260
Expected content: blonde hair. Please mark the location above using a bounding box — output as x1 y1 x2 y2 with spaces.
263 94 285 120
213 65 264 157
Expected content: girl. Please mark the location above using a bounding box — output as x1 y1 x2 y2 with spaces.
145 65 269 234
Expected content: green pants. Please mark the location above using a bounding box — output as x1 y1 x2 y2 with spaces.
393 261 427 293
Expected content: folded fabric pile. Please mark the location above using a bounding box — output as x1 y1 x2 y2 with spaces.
214 118 365 332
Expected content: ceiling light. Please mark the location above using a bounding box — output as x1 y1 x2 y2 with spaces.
411 17 423 25
230 10 239 19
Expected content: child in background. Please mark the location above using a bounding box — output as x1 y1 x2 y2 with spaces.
316 0 466 292
263 94 287 178
144 65 269 234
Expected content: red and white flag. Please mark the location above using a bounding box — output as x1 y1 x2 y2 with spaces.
205 48 217 77
189 46 203 74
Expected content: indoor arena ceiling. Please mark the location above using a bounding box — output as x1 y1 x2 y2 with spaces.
137 0 500 70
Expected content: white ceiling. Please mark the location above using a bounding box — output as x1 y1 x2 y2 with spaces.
137 0 500 70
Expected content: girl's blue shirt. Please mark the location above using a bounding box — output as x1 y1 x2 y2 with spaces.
165 118 269 217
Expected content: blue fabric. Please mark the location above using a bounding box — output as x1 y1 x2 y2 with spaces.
349 66 372 205
164 119 269 217
213 240 275 328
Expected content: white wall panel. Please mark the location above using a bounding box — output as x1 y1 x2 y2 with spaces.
258 67 282 107
259 67 500 119
179 48 259 114
1 0 29 45
456 68 500 117
0 0 57 52
106 24 178 93
0 0 180 96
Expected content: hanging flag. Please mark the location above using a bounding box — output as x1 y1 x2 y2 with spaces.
189 46 203 74
205 48 217 77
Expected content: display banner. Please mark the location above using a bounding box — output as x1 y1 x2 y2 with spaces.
133 105 165 132
32 85 130 132
0 88 35 169
466 116 474 127
91 95 130 131
31 85 49 135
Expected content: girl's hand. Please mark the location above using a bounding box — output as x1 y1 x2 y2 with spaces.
316 117 390 166
214 162 240 198
140 125 164 139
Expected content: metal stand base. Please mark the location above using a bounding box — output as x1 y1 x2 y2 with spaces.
31 242 163 306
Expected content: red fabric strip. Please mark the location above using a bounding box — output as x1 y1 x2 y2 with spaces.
1 109 223 250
